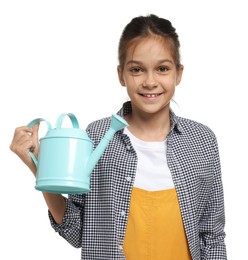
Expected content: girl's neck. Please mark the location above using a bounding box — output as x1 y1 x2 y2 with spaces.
124 109 171 142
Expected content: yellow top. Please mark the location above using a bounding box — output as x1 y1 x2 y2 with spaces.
123 187 192 260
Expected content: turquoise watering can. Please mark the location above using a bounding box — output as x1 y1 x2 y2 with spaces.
27 113 128 194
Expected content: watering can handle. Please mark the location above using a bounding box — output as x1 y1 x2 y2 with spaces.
27 118 52 166
55 113 80 129
27 118 52 129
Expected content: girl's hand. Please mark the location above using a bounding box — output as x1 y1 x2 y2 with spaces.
10 123 40 175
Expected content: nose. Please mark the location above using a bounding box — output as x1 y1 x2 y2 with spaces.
142 73 158 89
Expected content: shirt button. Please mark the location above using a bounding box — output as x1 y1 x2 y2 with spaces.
126 176 132 182
118 245 123 250
121 210 126 217
126 145 131 150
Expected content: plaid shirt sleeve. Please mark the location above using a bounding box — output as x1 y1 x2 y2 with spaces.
198 136 227 259
48 194 86 248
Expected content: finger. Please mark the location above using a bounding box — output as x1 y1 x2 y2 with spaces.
10 126 32 151
31 123 40 156
9 126 38 168
31 123 40 141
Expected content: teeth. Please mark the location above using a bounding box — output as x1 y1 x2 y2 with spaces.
143 94 159 97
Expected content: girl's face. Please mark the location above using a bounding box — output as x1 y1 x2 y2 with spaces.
118 36 183 116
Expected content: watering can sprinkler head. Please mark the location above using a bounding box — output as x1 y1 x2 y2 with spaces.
110 114 128 132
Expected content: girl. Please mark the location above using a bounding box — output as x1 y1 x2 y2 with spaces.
10 14 227 259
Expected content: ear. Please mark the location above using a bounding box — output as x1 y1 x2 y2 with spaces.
117 65 126 86
176 64 184 86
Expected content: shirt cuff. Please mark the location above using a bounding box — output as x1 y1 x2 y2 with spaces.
48 197 77 232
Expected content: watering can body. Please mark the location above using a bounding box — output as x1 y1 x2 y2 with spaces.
28 113 128 194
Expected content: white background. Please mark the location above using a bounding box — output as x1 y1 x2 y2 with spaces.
1 0 247 259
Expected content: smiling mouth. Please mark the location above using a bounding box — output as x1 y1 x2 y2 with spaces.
140 93 161 98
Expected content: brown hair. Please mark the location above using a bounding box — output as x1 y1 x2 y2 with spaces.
118 14 181 70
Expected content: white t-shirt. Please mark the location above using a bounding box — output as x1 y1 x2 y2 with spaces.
124 128 175 191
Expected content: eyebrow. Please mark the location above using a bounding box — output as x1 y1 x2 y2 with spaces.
126 59 174 66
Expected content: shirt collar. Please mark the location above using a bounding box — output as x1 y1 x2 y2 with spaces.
117 101 183 134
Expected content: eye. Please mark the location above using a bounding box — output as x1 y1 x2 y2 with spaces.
158 66 168 73
130 67 143 74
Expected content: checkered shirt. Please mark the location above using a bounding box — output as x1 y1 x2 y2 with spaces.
49 101 227 259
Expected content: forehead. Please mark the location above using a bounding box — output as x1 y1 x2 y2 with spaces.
126 36 174 61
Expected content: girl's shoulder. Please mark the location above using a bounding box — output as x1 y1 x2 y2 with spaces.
86 116 112 141
87 116 111 129
174 114 217 141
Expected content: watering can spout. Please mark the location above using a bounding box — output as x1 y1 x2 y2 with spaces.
87 114 128 174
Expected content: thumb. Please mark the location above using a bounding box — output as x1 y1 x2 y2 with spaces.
31 123 40 148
